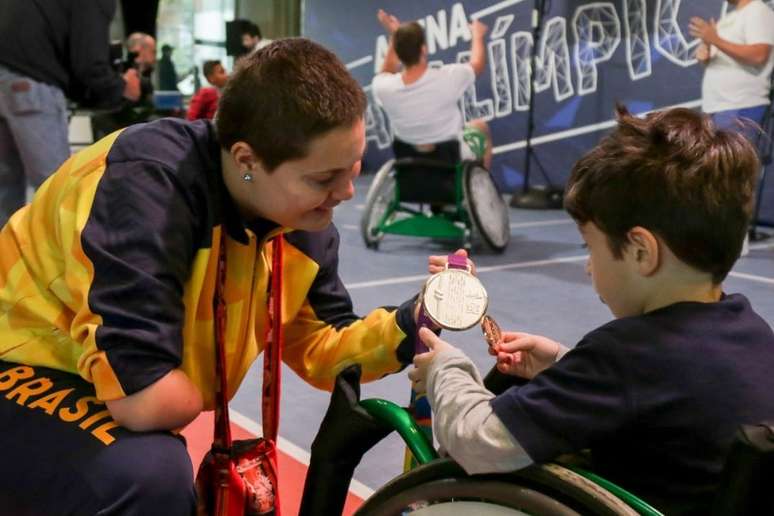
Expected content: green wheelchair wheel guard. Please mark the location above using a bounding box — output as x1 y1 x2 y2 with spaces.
360 399 438 465
463 126 487 161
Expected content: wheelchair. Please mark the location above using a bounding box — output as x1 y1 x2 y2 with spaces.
360 136 510 253
299 366 774 516
353 397 658 516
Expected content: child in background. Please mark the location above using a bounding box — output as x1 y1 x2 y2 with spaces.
409 106 774 515
187 60 229 120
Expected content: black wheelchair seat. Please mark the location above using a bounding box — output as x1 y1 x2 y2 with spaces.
360 138 510 252
391 138 461 205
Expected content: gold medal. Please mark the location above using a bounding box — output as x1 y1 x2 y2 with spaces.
420 263 488 331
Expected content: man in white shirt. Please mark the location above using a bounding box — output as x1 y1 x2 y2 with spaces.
241 21 272 56
690 0 774 133
690 0 774 253
371 10 492 169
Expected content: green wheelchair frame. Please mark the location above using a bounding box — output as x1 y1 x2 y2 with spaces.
360 130 508 252
360 158 471 247
300 366 771 515
356 398 664 516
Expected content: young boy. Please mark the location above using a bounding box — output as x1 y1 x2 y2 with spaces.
187 59 229 120
410 106 774 514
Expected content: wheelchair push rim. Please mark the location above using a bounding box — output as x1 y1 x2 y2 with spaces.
360 159 397 248
463 162 510 253
354 457 640 516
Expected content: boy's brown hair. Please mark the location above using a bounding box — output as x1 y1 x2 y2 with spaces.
565 106 759 283
202 60 222 80
393 22 425 67
216 38 366 171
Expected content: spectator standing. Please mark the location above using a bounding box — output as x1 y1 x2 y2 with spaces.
92 32 158 140
690 0 774 133
157 43 180 91
0 0 140 226
241 20 272 55
690 0 774 253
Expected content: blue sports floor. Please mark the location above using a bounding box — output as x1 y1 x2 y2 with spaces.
230 174 774 499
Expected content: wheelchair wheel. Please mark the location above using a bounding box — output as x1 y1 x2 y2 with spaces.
463 163 510 253
355 458 638 516
360 160 396 249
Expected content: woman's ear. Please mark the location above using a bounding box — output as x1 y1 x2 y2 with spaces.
627 226 660 276
229 141 258 173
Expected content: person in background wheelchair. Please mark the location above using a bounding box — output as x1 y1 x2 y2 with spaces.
409 106 774 515
371 9 491 170
363 10 510 252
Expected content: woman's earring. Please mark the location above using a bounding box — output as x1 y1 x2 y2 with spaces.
242 171 253 182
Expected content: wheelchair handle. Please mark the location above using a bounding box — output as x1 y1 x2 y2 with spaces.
360 398 438 465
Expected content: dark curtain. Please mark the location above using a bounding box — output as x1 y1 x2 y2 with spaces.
120 0 159 38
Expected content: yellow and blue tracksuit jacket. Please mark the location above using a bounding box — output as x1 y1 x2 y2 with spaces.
0 118 417 410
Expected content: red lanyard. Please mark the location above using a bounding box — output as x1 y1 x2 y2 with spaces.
213 231 284 447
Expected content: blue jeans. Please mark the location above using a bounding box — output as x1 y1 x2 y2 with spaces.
0 64 70 226
709 105 768 148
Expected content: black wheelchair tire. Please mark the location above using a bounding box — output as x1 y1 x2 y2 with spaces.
360 160 396 249
355 458 638 516
462 162 510 253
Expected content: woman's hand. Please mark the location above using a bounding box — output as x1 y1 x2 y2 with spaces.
427 248 476 275
417 249 477 326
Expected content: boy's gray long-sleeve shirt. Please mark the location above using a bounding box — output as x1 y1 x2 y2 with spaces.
425 348 535 475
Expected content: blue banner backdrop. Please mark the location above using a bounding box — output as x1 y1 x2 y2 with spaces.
302 0 774 226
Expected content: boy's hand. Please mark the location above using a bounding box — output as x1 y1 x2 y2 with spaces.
408 327 457 394
489 331 563 379
428 248 476 275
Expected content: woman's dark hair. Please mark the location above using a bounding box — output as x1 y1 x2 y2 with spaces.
216 38 366 171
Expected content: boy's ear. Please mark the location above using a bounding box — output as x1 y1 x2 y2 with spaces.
626 226 660 276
